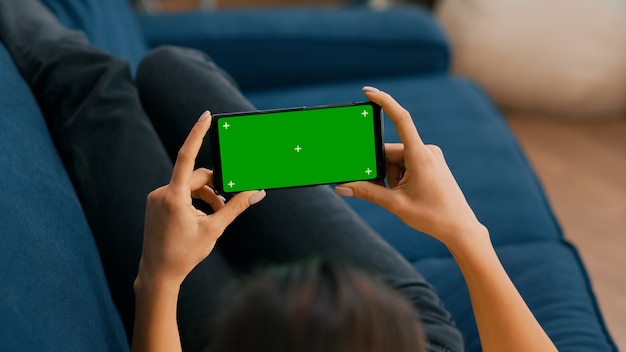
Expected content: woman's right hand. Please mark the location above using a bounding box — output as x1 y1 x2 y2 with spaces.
338 88 558 352
336 87 487 248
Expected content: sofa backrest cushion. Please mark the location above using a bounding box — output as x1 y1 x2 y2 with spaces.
41 0 148 70
0 44 129 352
138 7 451 91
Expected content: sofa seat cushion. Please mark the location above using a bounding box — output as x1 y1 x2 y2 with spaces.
246 74 562 260
0 44 129 351
416 241 616 351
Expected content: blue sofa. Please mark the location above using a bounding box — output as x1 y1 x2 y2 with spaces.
0 0 617 351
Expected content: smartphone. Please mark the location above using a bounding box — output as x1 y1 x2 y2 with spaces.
209 101 385 193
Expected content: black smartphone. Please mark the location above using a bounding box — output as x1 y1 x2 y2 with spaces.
209 101 385 193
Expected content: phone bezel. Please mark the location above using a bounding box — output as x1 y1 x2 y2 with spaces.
209 101 385 193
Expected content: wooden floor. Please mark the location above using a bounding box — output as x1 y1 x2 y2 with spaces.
506 114 626 350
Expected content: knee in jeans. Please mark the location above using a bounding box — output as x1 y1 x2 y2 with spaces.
138 45 179 78
138 45 216 78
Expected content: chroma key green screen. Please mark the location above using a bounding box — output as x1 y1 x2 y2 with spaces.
211 102 384 193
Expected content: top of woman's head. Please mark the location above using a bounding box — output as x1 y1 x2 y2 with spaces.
209 258 426 352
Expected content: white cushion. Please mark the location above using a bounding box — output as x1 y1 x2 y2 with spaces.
436 0 626 116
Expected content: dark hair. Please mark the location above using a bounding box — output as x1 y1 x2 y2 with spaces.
208 259 426 352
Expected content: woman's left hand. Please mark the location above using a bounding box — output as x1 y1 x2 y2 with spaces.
137 111 265 289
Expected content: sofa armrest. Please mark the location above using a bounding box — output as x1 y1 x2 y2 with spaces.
136 7 450 91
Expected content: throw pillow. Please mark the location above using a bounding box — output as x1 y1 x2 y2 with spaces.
437 0 626 116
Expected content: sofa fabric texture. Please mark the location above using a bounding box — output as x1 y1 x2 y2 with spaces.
0 43 129 352
137 8 450 91
41 0 148 69
0 0 617 351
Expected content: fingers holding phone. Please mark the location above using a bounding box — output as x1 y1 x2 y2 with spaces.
336 87 485 247
383 143 405 188
210 101 386 193
139 111 265 288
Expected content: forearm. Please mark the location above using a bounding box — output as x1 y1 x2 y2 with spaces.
447 228 557 352
132 276 183 352
332 87 557 350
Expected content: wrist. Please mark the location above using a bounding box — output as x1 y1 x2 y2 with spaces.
132 269 184 352
445 222 492 260
134 270 183 298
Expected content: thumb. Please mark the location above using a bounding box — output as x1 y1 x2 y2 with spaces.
209 190 266 231
336 182 396 210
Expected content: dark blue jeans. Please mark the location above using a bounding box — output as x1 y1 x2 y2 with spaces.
0 1 464 351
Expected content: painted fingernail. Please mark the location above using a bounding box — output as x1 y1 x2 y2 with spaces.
249 190 266 206
198 110 211 122
335 186 354 197
362 86 380 93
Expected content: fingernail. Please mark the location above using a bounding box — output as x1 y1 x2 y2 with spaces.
335 186 354 197
218 195 226 203
362 86 380 93
249 190 266 206
198 110 211 122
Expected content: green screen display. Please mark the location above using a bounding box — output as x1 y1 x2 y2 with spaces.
211 102 383 193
